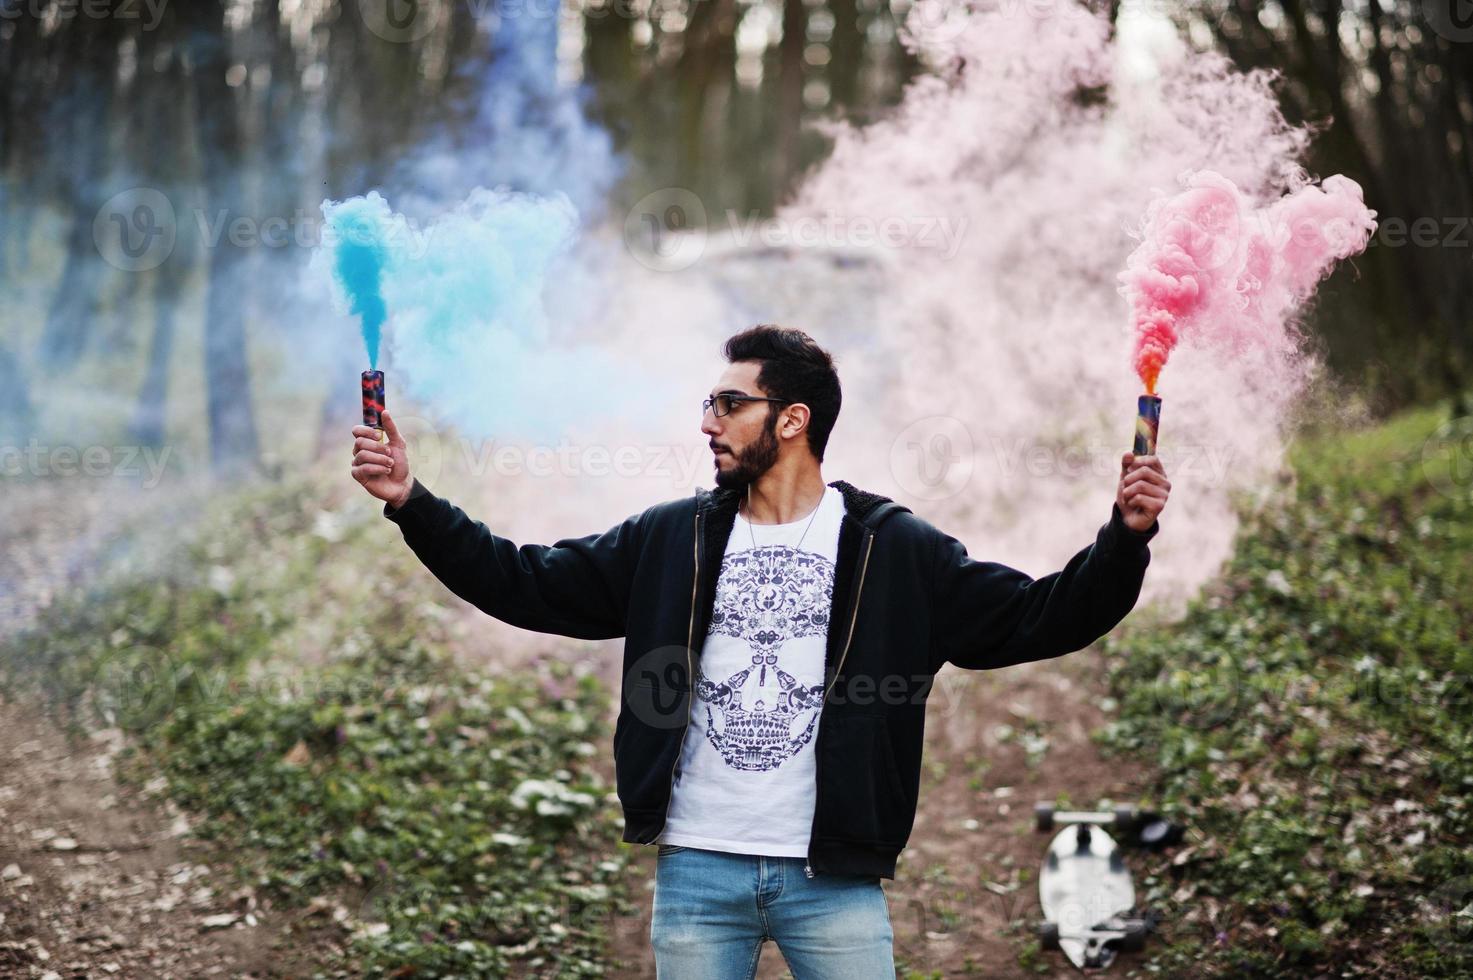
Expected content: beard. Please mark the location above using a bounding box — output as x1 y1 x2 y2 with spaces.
713 423 780 490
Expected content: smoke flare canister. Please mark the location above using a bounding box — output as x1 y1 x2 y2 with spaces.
1133 394 1162 456
362 370 385 429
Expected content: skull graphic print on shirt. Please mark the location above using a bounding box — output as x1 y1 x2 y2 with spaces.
696 544 831 771
656 485 845 858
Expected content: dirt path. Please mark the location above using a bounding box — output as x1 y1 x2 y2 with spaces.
597 650 1150 979
1 483 315 978
0 698 346 979
1 649 1145 979
2 477 1154 977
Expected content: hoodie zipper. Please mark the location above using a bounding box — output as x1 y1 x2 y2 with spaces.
806 526 876 879
656 508 701 844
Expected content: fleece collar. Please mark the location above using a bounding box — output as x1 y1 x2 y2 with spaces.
697 478 903 527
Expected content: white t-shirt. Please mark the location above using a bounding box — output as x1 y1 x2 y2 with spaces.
657 484 844 857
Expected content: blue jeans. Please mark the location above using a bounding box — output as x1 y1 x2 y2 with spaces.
649 845 896 979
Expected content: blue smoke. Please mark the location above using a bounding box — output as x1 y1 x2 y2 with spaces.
313 187 646 443
389 4 622 220
314 5 631 441
320 193 394 369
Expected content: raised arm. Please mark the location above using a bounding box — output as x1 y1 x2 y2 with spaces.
927 503 1157 673
928 452 1169 672
350 411 640 639
383 478 643 640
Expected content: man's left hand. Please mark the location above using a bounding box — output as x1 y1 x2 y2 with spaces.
1117 452 1170 533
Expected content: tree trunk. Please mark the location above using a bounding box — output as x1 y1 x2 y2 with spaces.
182 1 261 477
37 17 119 368
678 0 737 200
131 268 183 447
0 340 34 440
775 0 809 201
830 0 863 108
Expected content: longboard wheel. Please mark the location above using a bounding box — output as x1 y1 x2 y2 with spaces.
1036 921 1060 950
1121 918 1148 951
1113 804 1138 829
1034 802 1055 833
1140 817 1185 848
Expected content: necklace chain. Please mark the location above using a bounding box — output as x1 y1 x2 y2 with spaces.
744 487 824 553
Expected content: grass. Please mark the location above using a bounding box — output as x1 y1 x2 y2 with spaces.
1094 399 1473 977
2 474 632 978
7 398 1472 977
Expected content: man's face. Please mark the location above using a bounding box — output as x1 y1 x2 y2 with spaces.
701 361 783 490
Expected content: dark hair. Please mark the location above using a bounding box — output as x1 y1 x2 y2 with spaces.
722 324 842 463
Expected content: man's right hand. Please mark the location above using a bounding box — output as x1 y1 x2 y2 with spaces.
351 410 412 510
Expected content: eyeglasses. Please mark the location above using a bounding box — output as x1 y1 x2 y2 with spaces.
703 394 791 418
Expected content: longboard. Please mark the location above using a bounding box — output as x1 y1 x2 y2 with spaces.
1035 821 1148 970
1035 801 1185 847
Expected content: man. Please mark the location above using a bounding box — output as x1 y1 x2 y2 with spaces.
349 325 1170 979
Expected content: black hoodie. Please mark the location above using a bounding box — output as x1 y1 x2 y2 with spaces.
383 477 1157 879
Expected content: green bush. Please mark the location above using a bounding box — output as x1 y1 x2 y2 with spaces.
3 476 631 978
1097 400 1473 977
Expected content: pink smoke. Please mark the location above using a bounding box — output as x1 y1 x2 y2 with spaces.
367 0 1388 648
1120 170 1378 394
761 0 1375 614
